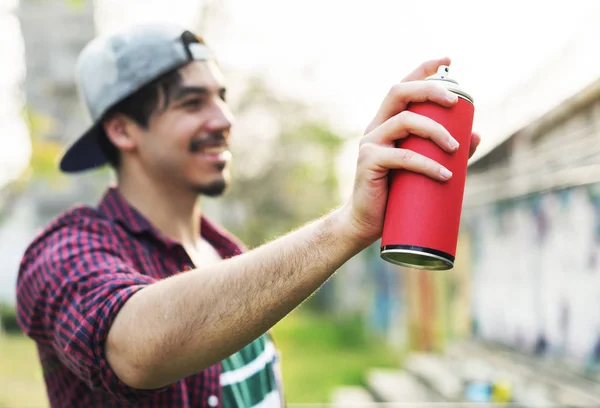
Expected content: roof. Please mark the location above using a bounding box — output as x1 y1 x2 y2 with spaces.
468 20 600 166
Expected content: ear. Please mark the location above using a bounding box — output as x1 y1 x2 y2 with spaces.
102 114 140 153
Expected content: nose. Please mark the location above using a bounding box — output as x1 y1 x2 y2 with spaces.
205 98 234 134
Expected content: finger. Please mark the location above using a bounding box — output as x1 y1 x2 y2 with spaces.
365 81 458 134
468 132 481 158
402 56 451 82
363 110 458 153
362 143 452 181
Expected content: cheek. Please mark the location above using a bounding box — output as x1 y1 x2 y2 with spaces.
142 121 196 159
140 136 179 164
140 114 211 178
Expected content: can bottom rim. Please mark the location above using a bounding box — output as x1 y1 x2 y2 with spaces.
380 245 454 271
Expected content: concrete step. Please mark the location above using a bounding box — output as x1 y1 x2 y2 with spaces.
446 341 600 407
403 353 463 401
331 386 376 407
366 368 441 403
336 342 600 406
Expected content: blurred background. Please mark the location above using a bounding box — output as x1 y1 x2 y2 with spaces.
2 0 600 406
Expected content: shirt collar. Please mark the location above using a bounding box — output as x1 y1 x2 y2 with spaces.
97 187 245 256
98 187 156 235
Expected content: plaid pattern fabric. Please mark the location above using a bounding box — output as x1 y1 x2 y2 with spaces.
16 187 279 407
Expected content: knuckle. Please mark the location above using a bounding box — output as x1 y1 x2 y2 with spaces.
395 110 414 127
389 84 403 97
396 110 423 136
358 142 377 160
397 109 412 121
398 149 415 163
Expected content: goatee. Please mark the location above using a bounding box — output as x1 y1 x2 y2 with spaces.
196 179 228 197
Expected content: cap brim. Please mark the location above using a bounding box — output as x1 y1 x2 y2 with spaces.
59 123 108 173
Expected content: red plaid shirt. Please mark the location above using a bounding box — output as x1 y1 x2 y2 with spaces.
16 187 255 407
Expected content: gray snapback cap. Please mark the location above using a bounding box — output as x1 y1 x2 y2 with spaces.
59 23 213 173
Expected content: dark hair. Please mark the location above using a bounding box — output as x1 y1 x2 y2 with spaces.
98 31 207 169
98 68 183 168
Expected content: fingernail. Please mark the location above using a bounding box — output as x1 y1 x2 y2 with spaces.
448 137 459 150
446 92 458 103
440 167 452 179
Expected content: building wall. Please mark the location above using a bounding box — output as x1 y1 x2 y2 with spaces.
466 184 600 371
403 233 473 353
458 77 600 374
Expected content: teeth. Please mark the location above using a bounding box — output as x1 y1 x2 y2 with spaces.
202 146 227 154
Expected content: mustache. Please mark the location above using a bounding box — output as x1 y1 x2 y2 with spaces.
189 133 228 152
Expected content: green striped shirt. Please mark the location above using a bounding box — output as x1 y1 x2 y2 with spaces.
220 334 282 407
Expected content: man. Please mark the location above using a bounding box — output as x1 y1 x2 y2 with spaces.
15 23 480 407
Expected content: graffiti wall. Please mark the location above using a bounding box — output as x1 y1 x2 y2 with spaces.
466 184 600 371
349 239 472 354
401 234 473 353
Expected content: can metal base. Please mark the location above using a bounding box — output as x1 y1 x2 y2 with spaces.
380 245 454 270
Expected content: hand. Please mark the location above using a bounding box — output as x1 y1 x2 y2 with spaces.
342 57 482 245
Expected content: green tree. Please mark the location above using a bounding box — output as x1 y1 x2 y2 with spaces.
217 75 346 249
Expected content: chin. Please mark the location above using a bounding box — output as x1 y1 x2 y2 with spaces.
193 178 229 197
188 165 231 197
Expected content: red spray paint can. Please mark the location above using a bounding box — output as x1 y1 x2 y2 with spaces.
380 65 475 270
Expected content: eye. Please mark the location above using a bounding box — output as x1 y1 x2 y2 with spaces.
183 98 204 108
219 90 227 102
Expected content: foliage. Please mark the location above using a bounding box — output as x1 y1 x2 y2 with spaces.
34 0 84 8
0 303 21 334
219 75 347 249
272 307 401 402
65 0 85 7
13 106 69 191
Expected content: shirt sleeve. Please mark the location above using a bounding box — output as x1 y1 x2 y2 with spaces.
16 219 166 403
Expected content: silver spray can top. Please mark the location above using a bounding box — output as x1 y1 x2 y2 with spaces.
426 65 474 104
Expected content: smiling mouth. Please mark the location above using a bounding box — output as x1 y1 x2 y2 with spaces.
198 145 228 154
190 141 231 162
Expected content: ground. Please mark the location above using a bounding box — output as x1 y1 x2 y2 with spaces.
0 333 48 408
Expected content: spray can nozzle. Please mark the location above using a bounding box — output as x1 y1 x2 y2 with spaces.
427 65 473 104
438 65 450 79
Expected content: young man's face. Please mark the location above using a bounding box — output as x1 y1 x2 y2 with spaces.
136 60 233 196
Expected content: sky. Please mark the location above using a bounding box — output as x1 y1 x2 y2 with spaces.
0 0 599 189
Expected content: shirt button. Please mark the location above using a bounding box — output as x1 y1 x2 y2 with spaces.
208 395 219 407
